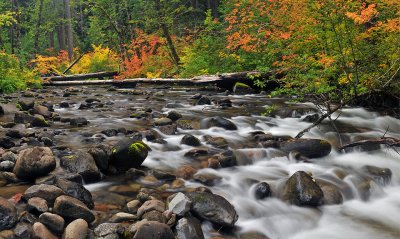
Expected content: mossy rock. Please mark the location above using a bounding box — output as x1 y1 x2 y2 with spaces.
233 82 255 94
279 138 331 158
110 138 151 171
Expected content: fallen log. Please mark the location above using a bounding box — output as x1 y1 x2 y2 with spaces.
42 71 118 81
339 137 400 151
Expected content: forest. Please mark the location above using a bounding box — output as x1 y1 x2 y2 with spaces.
0 0 399 101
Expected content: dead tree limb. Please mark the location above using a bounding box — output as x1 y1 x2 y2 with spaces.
339 137 400 151
62 53 85 74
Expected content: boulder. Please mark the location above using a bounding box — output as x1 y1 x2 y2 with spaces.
0 197 17 231
31 114 50 127
14 112 34 124
362 165 392 186
280 138 331 158
233 82 255 94
168 192 192 217
110 139 150 171
186 192 238 227
131 220 175 239
166 111 182 121
317 181 343 205
39 212 65 235
53 195 95 223
181 134 201 147
70 117 88 127
175 217 204 239
101 129 118 137
23 184 64 205
197 96 211 105
60 150 101 183
154 118 173 126
200 116 237 130
55 178 94 209
32 222 58 239
0 160 15 172
13 147 56 180
34 105 51 118
282 171 324 206
17 99 34 111
88 145 111 172
64 219 88 239
126 200 141 214
254 182 272 200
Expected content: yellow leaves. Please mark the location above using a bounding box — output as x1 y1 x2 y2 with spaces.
317 53 335 67
346 4 378 25
31 55 61 75
71 45 119 74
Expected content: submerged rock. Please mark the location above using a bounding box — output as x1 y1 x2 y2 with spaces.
110 139 150 171
200 116 237 130
362 165 392 186
282 171 324 206
13 147 56 180
181 134 201 147
186 191 238 227
280 138 331 158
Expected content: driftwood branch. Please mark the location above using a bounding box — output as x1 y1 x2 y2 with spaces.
339 137 400 151
42 71 118 81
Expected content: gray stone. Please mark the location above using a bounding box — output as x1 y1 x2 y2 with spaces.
362 165 392 186
137 199 165 218
154 118 173 126
187 192 238 227
60 150 101 183
126 200 141 214
53 195 95 223
39 212 65 235
27 197 48 214
254 182 272 200
131 220 174 239
168 192 192 217
55 178 94 209
64 219 88 239
23 184 64 205
94 223 125 239
282 171 324 206
0 197 17 231
13 147 56 180
175 217 204 239
70 117 88 127
0 161 15 171
180 134 201 147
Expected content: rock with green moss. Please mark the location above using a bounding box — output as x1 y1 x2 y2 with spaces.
233 82 255 94
110 139 151 171
279 138 331 158
31 114 50 127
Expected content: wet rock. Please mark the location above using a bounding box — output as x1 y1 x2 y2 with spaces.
176 119 195 130
175 217 204 239
137 199 165 218
59 102 69 108
64 219 88 239
317 181 343 205
233 82 254 94
197 96 211 105
181 134 201 147
87 145 110 173
126 200 141 214
13 147 56 180
110 212 137 223
18 99 34 111
0 152 17 163
0 105 4 116
193 173 222 186
0 197 17 230
27 197 48 215
70 117 88 127
154 118 173 126
302 114 319 123
131 220 175 239
142 210 166 223
32 222 58 239
60 150 101 183
14 112 34 124
216 98 233 108
167 111 182 121
190 93 202 99
282 171 324 206
187 191 238 227
31 114 50 127
0 137 15 149
94 223 125 239
362 165 392 186
6 129 24 139
200 116 237 130
39 212 65 235
169 192 192 217
254 182 272 200
56 173 84 185
101 129 118 137
175 165 197 180
216 150 237 167
126 168 146 180
53 195 95 223
110 139 150 171
0 161 15 172
14 223 33 239
55 178 94 209
24 184 64 205
34 105 51 118
204 135 228 149
280 139 331 158
151 169 176 181
158 124 178 135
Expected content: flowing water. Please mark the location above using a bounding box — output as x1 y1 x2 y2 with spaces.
3 85 400 239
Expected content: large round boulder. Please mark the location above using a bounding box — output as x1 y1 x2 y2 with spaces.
13 147 56 180
282 171 324 206
110 139 150 171
279 138 331 158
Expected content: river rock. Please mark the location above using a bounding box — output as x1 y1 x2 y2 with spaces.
233 82 254 94
18 99 34 111
70 117 88 127
181 134 201 147
137 199 165 218
32 222 57 239
186 191 238 227
34 105 51 118
55 178 94 209
110 139 150 171
254 182 272 199
279 138 331 158
64 219 88 239
362 165 392 186
168 192 192 217
126 200 141 214
0 160 15 171
317 181 343 205
13 147 56 180
175 165 197 180
39 212 65 235
53 195 95 223
0 137 15 149
88 145 111 172
14 223 33 239
31 114 50 127
167 111 182 121
197 96 211 105
0 105 4 116
60 150 101 183
204 135 228 148
131 220 175 239
23 184 64 205
14 112 34 124
110 212 137 223
282 171 324 206
27 197 48 214
175 217 204 239
200 116 237 130
94 223 125 239
0 197 17 231
60 102 69 108
0 151 17 163
154 118 173 126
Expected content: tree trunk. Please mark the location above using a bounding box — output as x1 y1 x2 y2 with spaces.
34 0 44 53
58 24 66 50
154 0 180 66
49 31 55 49
10 0 15 54
64 0 74 60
